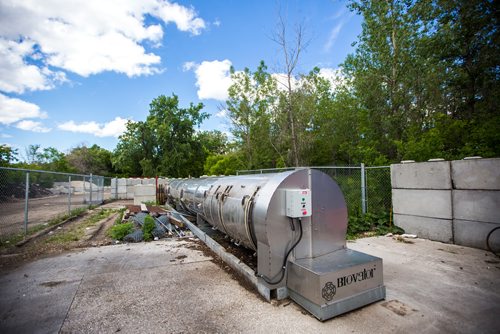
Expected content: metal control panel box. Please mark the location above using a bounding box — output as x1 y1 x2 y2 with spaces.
285 189 312 217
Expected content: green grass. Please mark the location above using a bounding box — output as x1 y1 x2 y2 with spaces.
0 207 89 249
45 209 115 245
108 222 134 240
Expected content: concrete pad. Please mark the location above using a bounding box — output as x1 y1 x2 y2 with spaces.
451 158 500 190
453 190 500 223
394 214 453 243
391 161 451 189
392 189 452 219
454 219 500 250
1 238 499 334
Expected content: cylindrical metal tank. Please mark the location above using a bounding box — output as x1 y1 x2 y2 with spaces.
166 169 349 282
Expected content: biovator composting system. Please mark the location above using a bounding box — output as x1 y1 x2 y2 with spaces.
166 168 385 320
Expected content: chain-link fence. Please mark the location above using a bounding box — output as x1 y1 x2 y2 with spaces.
237 165 391 216
0 167 107 239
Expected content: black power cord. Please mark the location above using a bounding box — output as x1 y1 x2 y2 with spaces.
257 217 303 285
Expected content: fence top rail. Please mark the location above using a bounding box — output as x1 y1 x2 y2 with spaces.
0 166 101 178
365 166 390 169
237 165 390 174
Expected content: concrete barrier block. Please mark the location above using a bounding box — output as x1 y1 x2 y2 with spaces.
391 161 451 189
394 214 453 243
111 178 116 188
157 178 168 185
451 158 500 190
117 178 127 186
142 178 156 185
392 189 452 219
134 184 156 196
126 178 138 186
453 190 500 223
454 220 500 251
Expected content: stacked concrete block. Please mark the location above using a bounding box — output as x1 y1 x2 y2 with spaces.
111 178 128 199
126 178 141 199
391 161 453 243
133 184 156 205
451 158 500 250
391 158 500 250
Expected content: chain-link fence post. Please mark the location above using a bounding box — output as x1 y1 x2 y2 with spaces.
89 173 93 205
24 171 29 235
360 163 367 215
67 175 72 215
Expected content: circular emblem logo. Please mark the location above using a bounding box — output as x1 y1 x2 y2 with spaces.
322 281 336 301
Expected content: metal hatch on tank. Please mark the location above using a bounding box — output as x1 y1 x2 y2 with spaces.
165 168 385 321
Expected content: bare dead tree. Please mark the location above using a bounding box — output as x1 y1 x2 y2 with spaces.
271 11 309 167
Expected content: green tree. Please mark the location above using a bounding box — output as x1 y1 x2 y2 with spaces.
113 94 208 177
226 61 281 169
66 144 113 175
196 130 228 155
344 0 499 162
0 144 18 166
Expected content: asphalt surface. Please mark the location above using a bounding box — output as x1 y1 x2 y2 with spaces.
0 236 499 334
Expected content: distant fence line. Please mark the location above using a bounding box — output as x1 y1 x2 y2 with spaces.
237 164 392 216
0 167 111 238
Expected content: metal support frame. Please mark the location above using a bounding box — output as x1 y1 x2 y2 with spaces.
67 176 72 215
89 173 93 205
360 163 367 215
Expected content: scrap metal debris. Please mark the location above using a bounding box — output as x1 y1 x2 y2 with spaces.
115 205 190 242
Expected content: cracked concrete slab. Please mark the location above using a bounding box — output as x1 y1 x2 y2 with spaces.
0 237 499 334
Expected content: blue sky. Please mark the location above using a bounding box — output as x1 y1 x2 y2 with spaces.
0 0 362 156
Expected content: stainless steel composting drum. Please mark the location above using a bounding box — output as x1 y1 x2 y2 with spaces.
166 168 385 320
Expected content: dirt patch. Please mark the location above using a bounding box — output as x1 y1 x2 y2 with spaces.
208 231 257 271
126 205 168 214
0 209 119 272
39 280 67 287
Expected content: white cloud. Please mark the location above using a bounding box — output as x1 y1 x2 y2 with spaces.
0 39 67 94
272 73 298 91
193 59 233 101
0 93 47 125
182 61 196 72
213 19 221 27
58 117 129 137
215 109 228 118
0 0 206 93
324 22 345 52
1 133 12 138
15 120 51 133
319 67 345 90
155 1 206 35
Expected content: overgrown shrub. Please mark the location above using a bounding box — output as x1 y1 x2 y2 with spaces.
142 216 156 241
108 222 134 240
347 212 404 239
